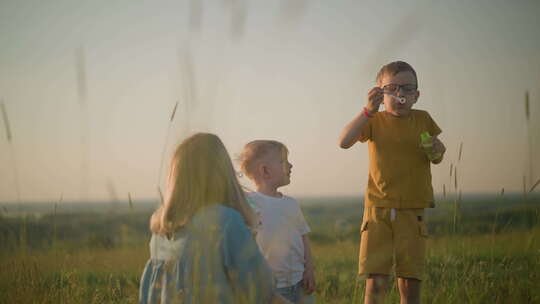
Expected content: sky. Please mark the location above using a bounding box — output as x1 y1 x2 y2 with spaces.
0 0 539 203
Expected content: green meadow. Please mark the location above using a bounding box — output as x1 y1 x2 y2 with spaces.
1 194 539 304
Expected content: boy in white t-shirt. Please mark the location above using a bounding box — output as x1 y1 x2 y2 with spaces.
239 140 316 304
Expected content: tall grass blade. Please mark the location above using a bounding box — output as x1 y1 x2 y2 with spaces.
443 184 446 198
170 101 179 122
157 101 180 188
453 198 458 234
524 90 533 188
20 215 27 255
524 90 530 121
128 192 134 211
529 178 540 193
75 47 89 200
158 187 164 205
523 175 527 197
1 102 22 211
53 193 62 260
1 103 23 252
458 142 463 162
454 167 458 191
0 102 12 142
181 47 196 130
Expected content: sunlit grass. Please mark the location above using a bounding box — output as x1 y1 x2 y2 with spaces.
1 227 538 304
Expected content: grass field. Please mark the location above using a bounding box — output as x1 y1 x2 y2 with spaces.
1 195 539 303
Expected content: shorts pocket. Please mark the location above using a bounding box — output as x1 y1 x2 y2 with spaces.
414 209 427 237
418 222 428 237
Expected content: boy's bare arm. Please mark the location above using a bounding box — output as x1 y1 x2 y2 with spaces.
302 235 316 294
339 87 383 149
339 111 370 149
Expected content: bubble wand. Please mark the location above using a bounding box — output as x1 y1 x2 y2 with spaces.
384 93 406 104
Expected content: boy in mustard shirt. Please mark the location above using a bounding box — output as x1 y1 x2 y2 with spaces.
339 61 446 304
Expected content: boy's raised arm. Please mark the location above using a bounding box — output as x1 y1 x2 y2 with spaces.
339 111 370 149
339 87 383 149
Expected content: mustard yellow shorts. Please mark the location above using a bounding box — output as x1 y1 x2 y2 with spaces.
358 207 428 280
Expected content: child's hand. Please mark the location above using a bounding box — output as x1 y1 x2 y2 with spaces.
365 87 384 115
303 264 316 295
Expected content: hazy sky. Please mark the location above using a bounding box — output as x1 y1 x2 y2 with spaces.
1 0 539 203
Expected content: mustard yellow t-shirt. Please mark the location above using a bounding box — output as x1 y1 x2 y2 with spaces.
359 109 442 208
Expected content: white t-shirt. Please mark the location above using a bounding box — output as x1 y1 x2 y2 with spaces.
247 192 311 288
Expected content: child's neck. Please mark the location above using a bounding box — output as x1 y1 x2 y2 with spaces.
256 183 282 198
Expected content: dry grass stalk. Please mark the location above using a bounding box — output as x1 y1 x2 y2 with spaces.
523 175 527 196
1 102 12 143
453 198 458 234
458 142 463 162
170 101 179 122
524 91 530 121
157 101 180 188
53 193 62 256
443 184 446 198
524 90 533 189
453 193 462 232
529 178 540 193
180 47 196 124
1 102 21 209
454 167 458 191
1 103 23 248
128 192 134 210
75 47 89 200
158 187 164 205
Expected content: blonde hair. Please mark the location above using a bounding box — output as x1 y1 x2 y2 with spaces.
151 133 256 234
376 61 418 86
238 140 288 181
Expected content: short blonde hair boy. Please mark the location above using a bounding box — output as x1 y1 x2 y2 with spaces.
238 140 288 180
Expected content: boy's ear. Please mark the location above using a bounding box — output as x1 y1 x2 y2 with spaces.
255 163 269 179
413 90 420 104
261 165 271 179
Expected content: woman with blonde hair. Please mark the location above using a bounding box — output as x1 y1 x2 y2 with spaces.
139 133 291 304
